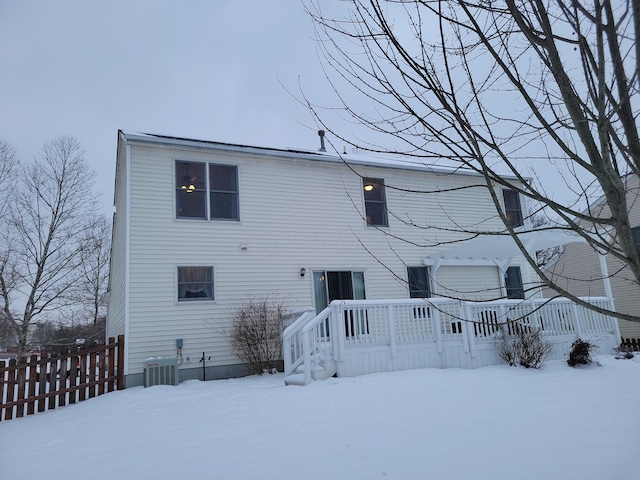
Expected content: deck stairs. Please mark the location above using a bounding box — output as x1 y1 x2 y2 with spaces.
284 358 337 386
282 307 337 386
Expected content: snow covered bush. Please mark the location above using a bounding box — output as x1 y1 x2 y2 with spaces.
228 296 287 375
494 323 552 369
567 339 598 367
494 328 518 367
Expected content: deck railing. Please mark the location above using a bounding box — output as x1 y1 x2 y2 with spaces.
282 297 620 385
282 307 329 378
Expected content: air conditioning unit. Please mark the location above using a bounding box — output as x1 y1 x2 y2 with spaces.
144 358 179 387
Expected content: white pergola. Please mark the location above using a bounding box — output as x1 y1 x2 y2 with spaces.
423 229 612 300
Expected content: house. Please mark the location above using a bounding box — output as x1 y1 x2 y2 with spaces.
543 173 640 341
106 131 616 387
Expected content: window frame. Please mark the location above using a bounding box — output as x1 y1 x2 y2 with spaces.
363 177 389 227
407 266 431 298
177 266 215 302
312 270 367 314
504 266 524 300
632 226 640 257
209 163 240 221
502 189 523 228
175 160 207 220
174 160 240 221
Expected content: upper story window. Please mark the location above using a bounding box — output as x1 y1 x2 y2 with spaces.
209 164 239 220
407 266 431 298
177 266 214 301
176 161 207 219
363 178 388 227
504 266 524 299
175 161 239 221
502 189 523 228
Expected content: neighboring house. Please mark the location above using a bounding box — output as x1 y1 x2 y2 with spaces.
543 173 640 340
107 130 542 387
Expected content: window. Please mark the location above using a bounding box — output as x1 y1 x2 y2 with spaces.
313 270 368 338
633 226 640 257
177 267 214 301
209 164 239 220
502 189 523 228
176 161 206 219
407 266 431 298
504 266 524 299
363 178 388 227
175 161 239 221
313 270 366 314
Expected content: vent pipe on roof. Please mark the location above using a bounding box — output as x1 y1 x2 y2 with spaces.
318 130 326 152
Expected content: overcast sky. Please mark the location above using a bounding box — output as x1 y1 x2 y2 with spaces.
1 1 590 221
0 1 355 215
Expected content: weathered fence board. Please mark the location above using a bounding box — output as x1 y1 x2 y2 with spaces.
620 337 640 352
0 335 124 422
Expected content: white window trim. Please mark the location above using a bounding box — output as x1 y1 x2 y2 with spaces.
176 265 216 303
174 159 240 222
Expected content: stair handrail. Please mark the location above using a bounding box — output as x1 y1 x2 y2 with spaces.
283 307 315 334
282 307 331 378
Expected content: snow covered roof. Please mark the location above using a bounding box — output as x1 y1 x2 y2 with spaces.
119 130 518 180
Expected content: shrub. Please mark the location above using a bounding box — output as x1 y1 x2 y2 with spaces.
494 328 518 367
567 339 598 367
615 343 635 360
228 296 287 375
494 323 552 369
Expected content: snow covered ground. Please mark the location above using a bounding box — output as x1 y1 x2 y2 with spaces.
1 355 639 480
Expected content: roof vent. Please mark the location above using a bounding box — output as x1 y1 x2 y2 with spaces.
318 130 326 152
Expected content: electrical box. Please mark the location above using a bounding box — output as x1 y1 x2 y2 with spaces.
176 338 183 348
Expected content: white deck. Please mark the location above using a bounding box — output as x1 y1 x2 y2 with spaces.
282 297 620 385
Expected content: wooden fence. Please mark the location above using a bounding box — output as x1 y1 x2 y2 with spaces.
620 337 640 352
0 335 124 422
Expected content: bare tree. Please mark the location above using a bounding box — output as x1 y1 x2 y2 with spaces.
0 140 18 220
306 0 640 322
76 215 111 325
0 136 100 360
0 140 19 350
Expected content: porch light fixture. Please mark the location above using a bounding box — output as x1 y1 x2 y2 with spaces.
364 183 374 192
300 268 306 278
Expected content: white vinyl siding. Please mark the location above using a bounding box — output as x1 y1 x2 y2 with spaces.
543 174 640 338
112 138 530 377
436 266 503 300
105 137 128 339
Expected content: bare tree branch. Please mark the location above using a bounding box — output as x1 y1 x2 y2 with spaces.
0 136 103 359
306 0 640 322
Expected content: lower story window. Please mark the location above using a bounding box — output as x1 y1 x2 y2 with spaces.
313 270 367 338
313 270 366 314
178 266 214 301
407 266 431 298
505 266 524 299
